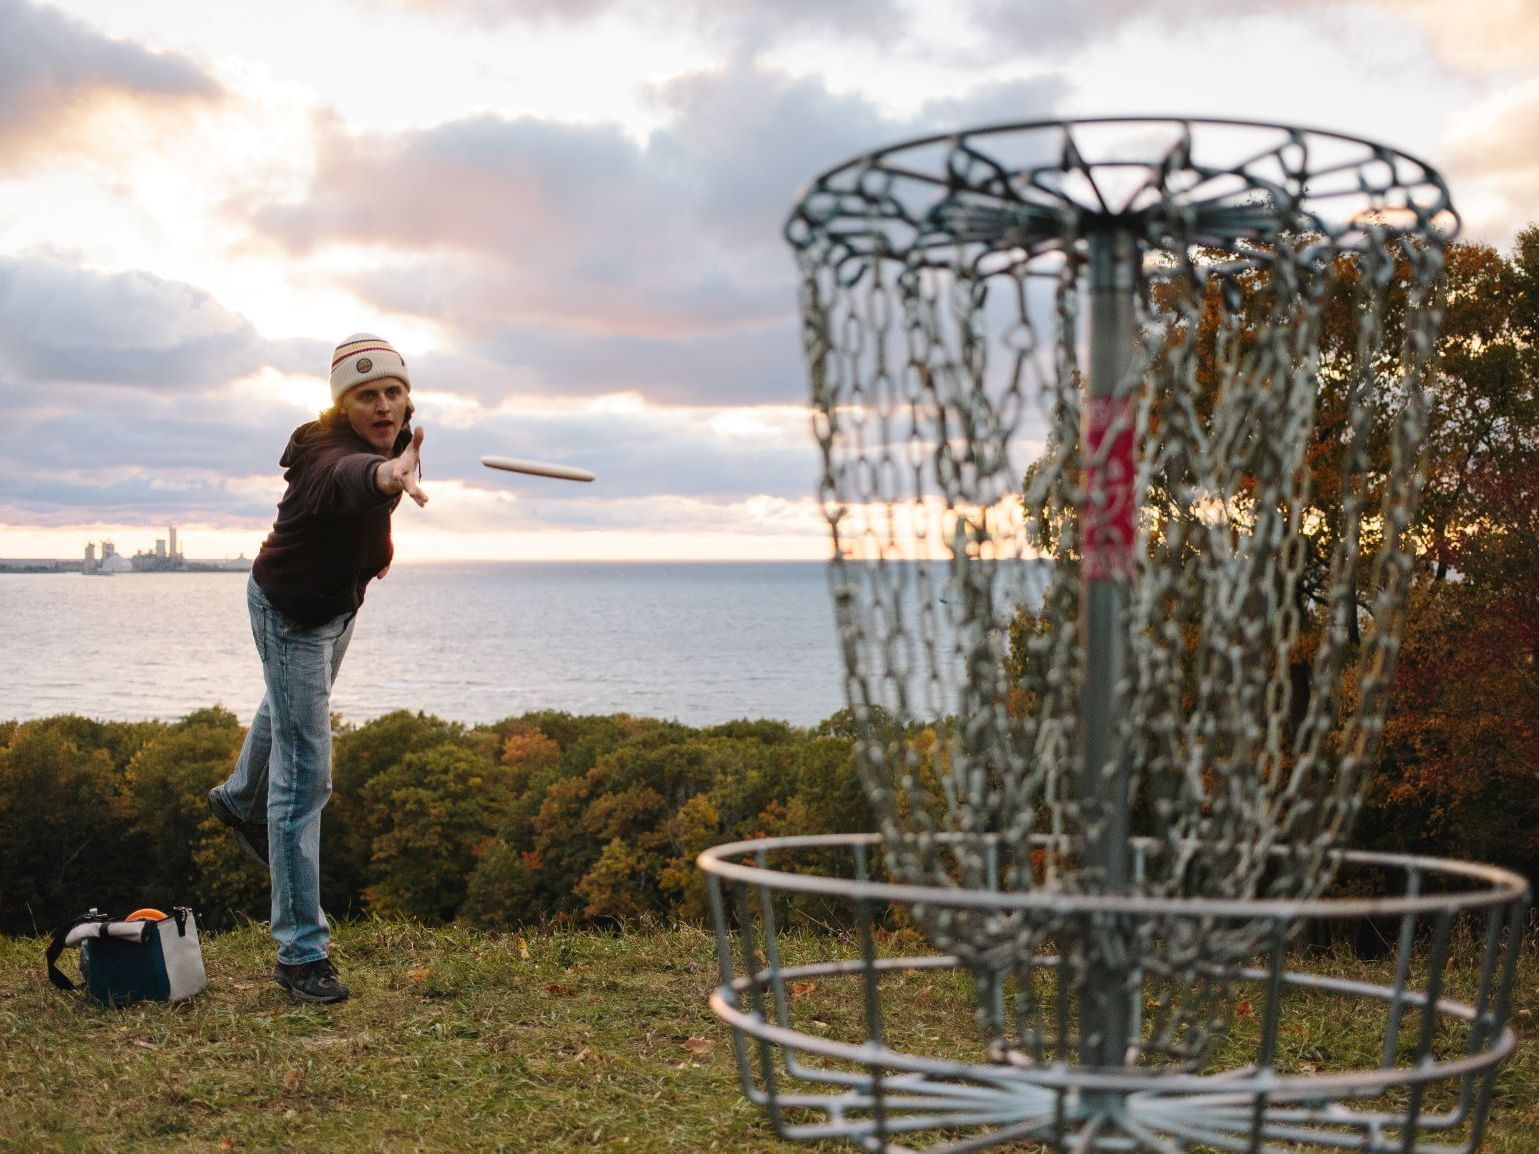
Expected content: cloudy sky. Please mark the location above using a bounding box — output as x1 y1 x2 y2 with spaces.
2 0 1535 562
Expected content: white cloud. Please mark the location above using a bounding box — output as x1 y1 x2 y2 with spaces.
240 57 1064 410
386 0 903 40
0 255 315 389
1441 78 1539 246
0 0 219 166
1365 0 1539 74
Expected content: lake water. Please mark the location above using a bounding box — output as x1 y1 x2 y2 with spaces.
0 563 850 728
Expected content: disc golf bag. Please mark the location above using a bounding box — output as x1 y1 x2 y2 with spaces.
47 908 207 1007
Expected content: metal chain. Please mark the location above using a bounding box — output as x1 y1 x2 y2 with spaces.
795 120 1453 1063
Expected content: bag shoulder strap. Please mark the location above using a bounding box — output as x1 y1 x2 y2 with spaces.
46 911 109 992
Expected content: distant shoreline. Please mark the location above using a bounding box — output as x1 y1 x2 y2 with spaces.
0 557 843 570
0 561 251 574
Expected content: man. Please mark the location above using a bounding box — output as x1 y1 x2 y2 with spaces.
208 333 427 1003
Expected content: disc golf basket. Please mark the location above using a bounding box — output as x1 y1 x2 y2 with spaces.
700 119 1530 1153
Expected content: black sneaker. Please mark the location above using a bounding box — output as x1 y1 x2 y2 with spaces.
274 958 350 1004
206 787 269 867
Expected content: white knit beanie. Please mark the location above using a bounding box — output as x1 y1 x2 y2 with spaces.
330 333 411 404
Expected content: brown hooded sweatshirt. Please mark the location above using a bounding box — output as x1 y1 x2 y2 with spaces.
251 420 406 626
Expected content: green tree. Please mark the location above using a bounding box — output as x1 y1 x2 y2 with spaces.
574 837 655 922
0 719 141 933
525 773 598 919
658 793 723 921
360 742 513 922
121 707 245 903
782 734 868 836
458 724 575 928
460 838 546 928
330 711 476 910
1418 232 1539 580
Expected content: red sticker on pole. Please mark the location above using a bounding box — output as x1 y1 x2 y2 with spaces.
1083 395 1135 581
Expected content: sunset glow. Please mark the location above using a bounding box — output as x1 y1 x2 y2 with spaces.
2 0 1532 561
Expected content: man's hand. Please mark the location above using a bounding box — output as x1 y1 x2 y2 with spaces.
377 426 428 506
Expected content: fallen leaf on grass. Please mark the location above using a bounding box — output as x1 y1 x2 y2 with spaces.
217 1139 236 1151
789 981 816 998
546 984 579 998
301 1037 349 1050
408 967 431 984
682 1037 715 1056
282 1067 302 1090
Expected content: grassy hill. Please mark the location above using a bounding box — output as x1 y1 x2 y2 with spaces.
2 919 1535 1153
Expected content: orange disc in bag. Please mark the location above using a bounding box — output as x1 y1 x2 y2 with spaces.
125 908 168 921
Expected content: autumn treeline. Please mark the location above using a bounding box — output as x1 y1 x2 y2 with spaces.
0 708 873 935
1359 230 1539 884
0 659 1531 941
1285 228 1539 885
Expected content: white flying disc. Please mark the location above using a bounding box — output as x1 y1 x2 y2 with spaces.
481 455 595 483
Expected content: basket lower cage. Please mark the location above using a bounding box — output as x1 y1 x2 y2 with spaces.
701 834 1529 1154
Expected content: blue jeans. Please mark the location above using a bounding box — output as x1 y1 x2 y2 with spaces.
216 574 355 966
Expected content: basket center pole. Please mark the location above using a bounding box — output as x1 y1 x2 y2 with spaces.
1079 223 1140 1072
